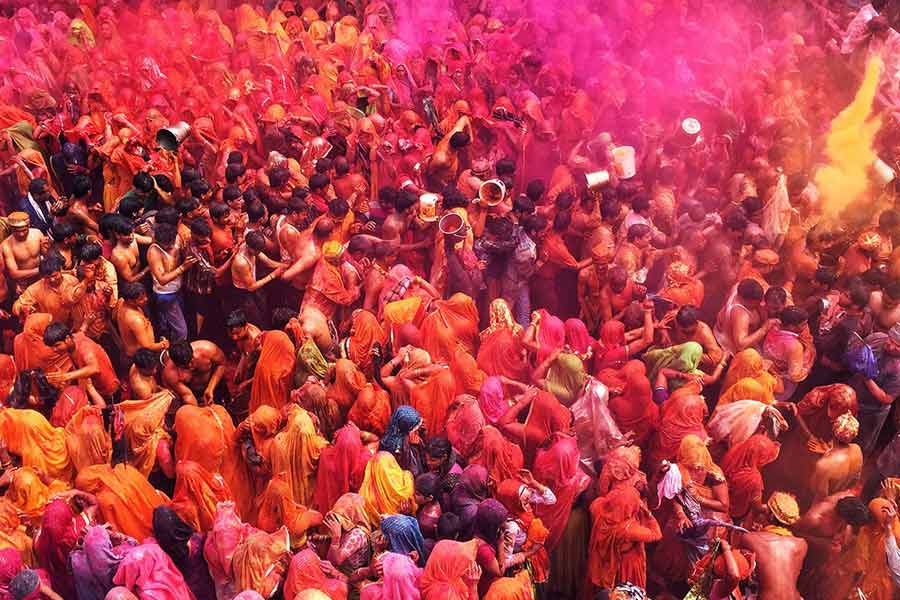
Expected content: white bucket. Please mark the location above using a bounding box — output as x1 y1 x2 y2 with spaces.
585 170 611 189
873 158 896 186
612 146 636 179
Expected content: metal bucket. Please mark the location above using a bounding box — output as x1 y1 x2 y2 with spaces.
439 212 465 237
156 121 191 151
585 170 611 189
478 179 506 206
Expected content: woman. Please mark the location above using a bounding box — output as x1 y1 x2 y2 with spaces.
203 502 252 600
269 405 327 507
446 395 486 459
478 377 509 425
3 467 68 524
477 300 529 382
588 486 661 592
419 293 480 362
118 392 173 478
523 310 565 365
450 465 489 539
643 341 707 388
468 426 524 487
111 541 195 600
327 359 368 417
0 548 23 600
564 318 594 357
284 548 348 600
409 367 458 438
34 499 86 599
152 506 215 600
532 434 590 551
70 526 131 600
231 528 291 597
13 313 73 374
484 577 533 600
607 361 658 448
315 424 372 512
500 390 571 464
592 315 654 374
449 348 485 397
0 499 34 565
419 539 481 600
256 473 322 547
359 552 422 600
648 391 709 468
343 309 386 378
378 406 425 475
64 406 112 472
169 460 233 533
495 476 555 584
717 348 780 406
0 407 72 482
358 452 416 526
540 352 587 406
249 329 296 413
721 433 781 523
74 463 169 541
381 514 428 565
597 446 646 497
347 381 392 436
322 493 372 577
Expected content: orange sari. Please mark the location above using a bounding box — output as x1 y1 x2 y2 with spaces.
74 463 168 541
169 460 233 532
0 408 72 482
0 499 34 565
4 467 68 524
173 404 254 520
249 330 296 413
347 383 391 436
64 406 111 471
469 426 524 485
327 359 367 417
450 349 485 396
256 473 323 548
13 313 73 374
119 391 173 476
419 293 480 362
588 486 653 589
232 527 291 596
409 368 457 438
269 406 327 507
346 310 386 378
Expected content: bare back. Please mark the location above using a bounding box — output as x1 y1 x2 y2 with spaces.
738 531 807 600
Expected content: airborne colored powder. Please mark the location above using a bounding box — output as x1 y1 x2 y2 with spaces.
815 56 884 220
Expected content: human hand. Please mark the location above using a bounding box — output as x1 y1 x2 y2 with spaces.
881 502 897 528
676 512 692 533
159 337 169 350
764 318 781 331
182 256 199 270
806 436 832 455
202 388 215 405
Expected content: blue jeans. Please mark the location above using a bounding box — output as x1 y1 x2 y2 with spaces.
858 400 891 456
153 291 188 342
502 280 531 328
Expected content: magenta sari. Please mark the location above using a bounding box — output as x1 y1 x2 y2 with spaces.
536 310 565 364
34 499 86 599
478 377 508 424
360 552 422 600
112 542 196 600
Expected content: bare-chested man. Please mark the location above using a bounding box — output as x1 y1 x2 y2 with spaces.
161 339 226 406
116 282 168 358
1 212 46 293
129 347 162 400
278 205 331 308
809 413 863 502
737 492 808 600
109 216 150 283
870 280 900 333
714 278 779 355
661 305 725 372
225 309 262 394
229 230 286 326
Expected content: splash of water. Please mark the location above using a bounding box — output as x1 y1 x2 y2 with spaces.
815 56 883 220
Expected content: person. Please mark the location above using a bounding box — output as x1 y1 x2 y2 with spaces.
160 340 227 406
419 539 481 600
115 282 168 359
302 240 360 320
228 230 286 327
147 222 196 342
660 305 724 374
715 279 779 355
808 413 862 502
762 306 814 401
852 324 900 455
1 212 46 294
13 252 82 325
42 322 119 407
736 492 807 600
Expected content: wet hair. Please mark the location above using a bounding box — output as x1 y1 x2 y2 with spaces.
737 279 764 301
154 222 178 246
449 132 470 149
271 307 296 332
133 348 159 370
169 340 194 368
176 197 200 215
121 281 146 301
155 207 180 226
43 322 71 347
79 242 103 262
245 230 266 251
525 179 545 202
600 199 621 220
555 192 575 210
415 472 441 498
190 219 211 238
427 436 452 459
836 496 871 527
347 236 371 255
513 194 535 215
521 214 547 235
223 185 242 203
379 187 398 208
553 210 571 231
723 208 749 231
225 310 248 329
631 194 651 214
109 215 134 237
443 188 469 210
495 158 516 176
849 284 870 308
133 172 155 193
225 163 246 183
154 174 173 193
118 195 144 219
309 173 330 191
209 203 230 220
764 286 788 309
247 202 267 224
675 305 700 328
334 156 350 176
626 223 651 242
181 168 200 184
190 179 212 199
437 512 461 540
396 190 418 213
780 306 808 327
72 174 93 198
227 151 244 165
316 158 333 174
50 221 75 242
268 167 291 189
329 199 349 217
39 252 66 277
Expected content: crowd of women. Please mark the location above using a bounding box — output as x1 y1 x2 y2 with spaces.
4 0 900 599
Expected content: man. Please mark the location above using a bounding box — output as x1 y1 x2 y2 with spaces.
614 223 654 280
808 413 863 502
228 230 286 327
13 252 82 325
599 266 645 324
209 202 236 262
1 211 47 293
279 206 331 309
502 215 544 326
869 280 900 332
577 244 612 333
147 222 196 342
18 177 54 234
763 305 812 401
715 278 779 355
43 322 119 408
72 243 118 343
426 117 472 189
332 156 368 204
109 216 148 283
852 324 900 455
48 221 78 271
302 240 360 320
661 305 724 372
736 492 808 600
534 211 592 316
64 174 99 235
129 347 162 400
225 309 262 413
116 282 169 359
737 249 780 292
161 339 227 406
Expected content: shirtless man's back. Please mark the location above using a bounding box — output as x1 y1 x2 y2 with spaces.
738 529 807 600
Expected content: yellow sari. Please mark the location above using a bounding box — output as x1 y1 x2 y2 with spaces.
0 498 35 565
0 408 72 482
269 406 328 507
119 391 173 476
358 452 416 526
4 467 68 523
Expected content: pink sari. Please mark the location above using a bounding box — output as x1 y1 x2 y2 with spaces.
360 552 422 600
533 433 590 551
535 310 565 364
113 542 196 600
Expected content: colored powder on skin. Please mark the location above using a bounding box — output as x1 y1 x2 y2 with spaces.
815 56 883 220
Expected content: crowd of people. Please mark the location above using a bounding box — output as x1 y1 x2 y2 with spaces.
4 0 900 599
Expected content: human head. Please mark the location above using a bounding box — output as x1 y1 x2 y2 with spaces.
627 223 652 248
437 512 461 540
608 266 629 294
209 202 231 225
43 322 74 354
779 306 808 333
154 222 178 250
631 194 651 215
39 252 66 288
767 491 800 527
736 279 764 308
9 569 40 600
835 496 871 528
121 281 147 305
764 286 788 315
169 340 194 369
226 310 249 342
244 231 267 255
50 221 76 246
674 305 700 335
832 412 859 444
449 132 470 150
133 347 160 376
8 211 31 241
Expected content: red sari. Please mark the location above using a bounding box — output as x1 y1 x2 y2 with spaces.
588 486 653 589
469 426 524 485
533 434 590 551
419 293 480 363
607 361 658 448
409 368 457 438
721 433 781 520
314 423 371 512
249 330 296 413
648 392 709 468
523 391 572 464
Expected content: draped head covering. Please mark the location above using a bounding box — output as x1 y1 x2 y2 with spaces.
380 515 427 565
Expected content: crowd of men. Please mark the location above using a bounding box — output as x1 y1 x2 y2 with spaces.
4 0 900 599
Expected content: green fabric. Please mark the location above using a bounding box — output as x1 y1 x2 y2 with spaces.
294 337 330 386
643 341 704 386
546 352 587 406
5 121 40 153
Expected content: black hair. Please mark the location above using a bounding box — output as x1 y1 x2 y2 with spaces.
72 174 93 198
155 206 180 226
169 340 194 368
675 305 700 328
426 436 452 459
495 158 516 176
210 203 230 220
849 284 870 308
79 242 103 262
415 472 440 498
737 279 764 301
513 194 534 215
225 162 246 184
121 281 146 300
815 266 837 286
227 151 244 165
553 210 572 231
190 179 212 199
836 496 871 527
626 223 651 242
225 310 248 329
309 173 330 191
247 202 267 224
723 208 749 231
449 132 470 149
181 168 200 184
189 219 212 237
39 252 66 277
555 192 575 210
133 348 160 370
437 512 461 540
780 306 809 327
443 188 468 210
133 172 155 193
395 190 418 213
245 230 266 251
316 158 333 174
43 322 71 346
631 194 651 213
329 198 350 217
886 280 900 301
176 197 200 215
742 196 763 215
525 179 545 202
271 307 296 332
154 174 173 193
347 236 371 255
764 286 788 308
223 185 243 203
118 195 144 219
50 221 75 242
27 177 48 195
334 156 350 176
600 199 621 220
522 214 547 235
154 222 178 246
110 215 134 237
269 167 291 189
